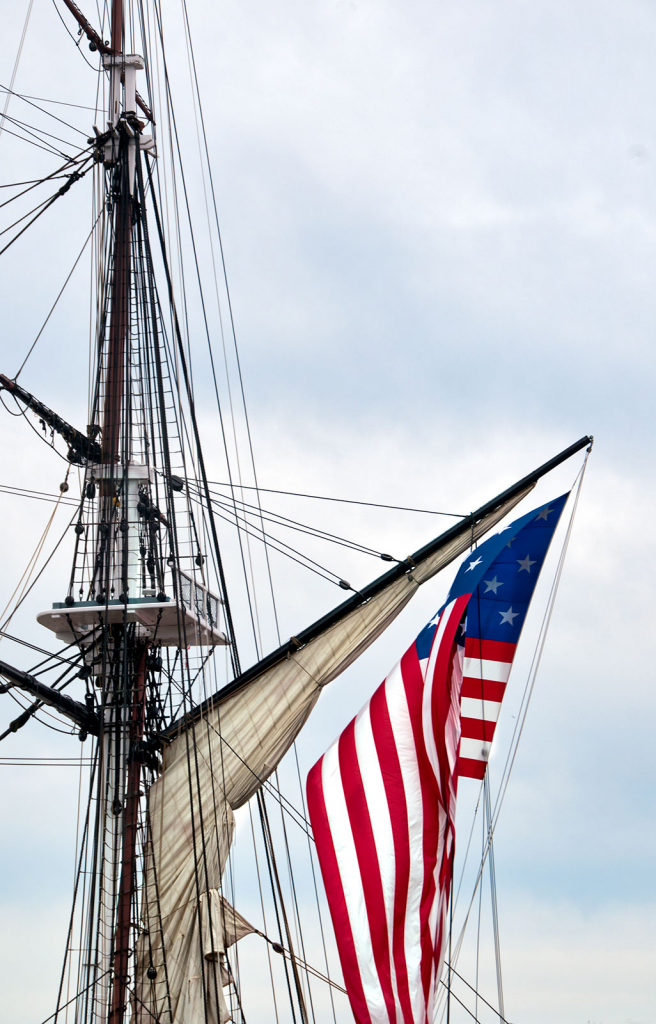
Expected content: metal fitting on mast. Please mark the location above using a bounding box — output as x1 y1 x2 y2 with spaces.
102 53 148 189
103 51 144 125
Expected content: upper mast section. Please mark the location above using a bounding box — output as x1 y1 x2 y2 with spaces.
105 0 143 136
98 0 151 468
110 0 123 57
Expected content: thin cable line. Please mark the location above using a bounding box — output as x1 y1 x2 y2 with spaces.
0 152 87 210
199 483 397 561
205 480 465 517
0 164 92 257
444 962 514 1023
0 110 82 158
50 0 101 72
0 484 78 506
0 123 74 159
1 91 98 111
0 0 35 143
0 83 90 136
15 212 101 377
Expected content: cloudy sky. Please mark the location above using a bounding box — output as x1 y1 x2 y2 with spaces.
0 1 654 1022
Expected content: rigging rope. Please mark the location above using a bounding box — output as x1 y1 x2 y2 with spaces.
0 110 86 153
0 160 92 258
49 0 102 73
206 479 466 518
484 773 505 1020
178 0 280 651
0 151 89 210
0 83 91 137
15 211 102 378
201 483 399 560
0 0 35 144
0 465 72 636
258 790 309 1024
192 488 361 590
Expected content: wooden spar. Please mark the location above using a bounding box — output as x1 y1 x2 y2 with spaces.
0 374 102 464
0 658 98 734
59 0 111 55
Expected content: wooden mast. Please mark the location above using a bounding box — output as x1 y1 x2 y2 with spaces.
102 3 149 1020
110 646 148 1023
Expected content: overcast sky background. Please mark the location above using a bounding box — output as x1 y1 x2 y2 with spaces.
0 1 654 1023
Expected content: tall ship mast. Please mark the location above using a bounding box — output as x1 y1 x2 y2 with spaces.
0 4 593 1023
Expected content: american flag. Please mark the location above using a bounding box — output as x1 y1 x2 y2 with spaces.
306 494 567 1024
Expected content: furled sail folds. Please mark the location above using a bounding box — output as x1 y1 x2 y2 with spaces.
135 738 255 1022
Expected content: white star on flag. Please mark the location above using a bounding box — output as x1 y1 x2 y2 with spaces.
499 606 519 626
465 556 483 572
483 576 504 594
536 506 553 521
516 555 537 573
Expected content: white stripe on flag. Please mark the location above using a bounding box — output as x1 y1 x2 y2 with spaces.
384 663 426 1024
459 736 493 762
321 744 389 1023
462 657 512 682
353 705 404 1024
460 696 502 721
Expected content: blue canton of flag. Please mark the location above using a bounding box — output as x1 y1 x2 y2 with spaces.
457 493 567 776
413 492 568 777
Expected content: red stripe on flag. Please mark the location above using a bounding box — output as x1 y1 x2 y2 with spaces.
400 645 443 1013
306 757 372 1024
461 678 506 702
460 717 497 741
457 756 487 779
430 596 470 793
464 637 516 663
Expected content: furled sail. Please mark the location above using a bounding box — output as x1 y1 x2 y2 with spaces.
135 744 254 1022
